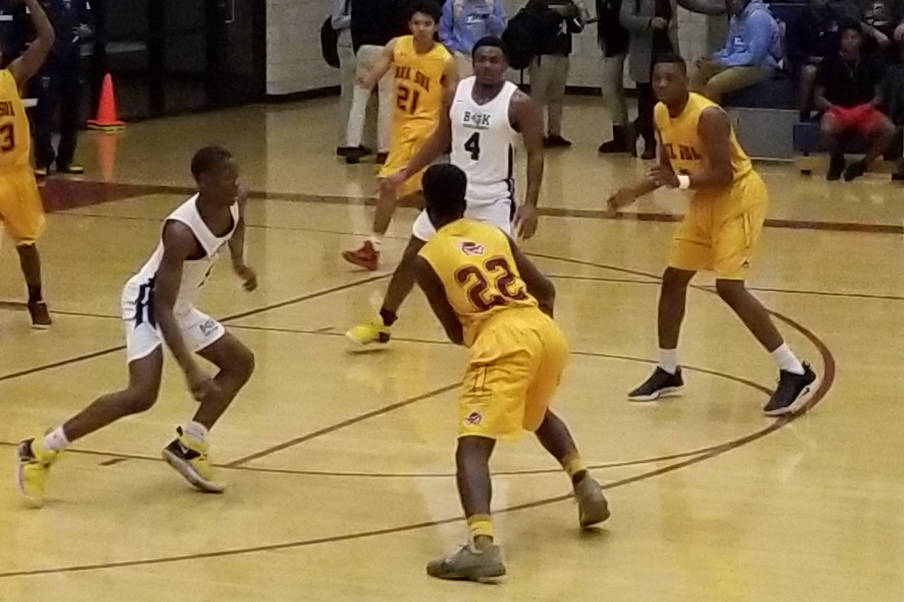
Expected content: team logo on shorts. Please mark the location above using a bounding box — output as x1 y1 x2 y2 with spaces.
464 411 483 426
199 320 218 336
459 241 485 256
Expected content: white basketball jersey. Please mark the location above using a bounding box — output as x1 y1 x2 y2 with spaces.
127 195 239 317
450 76 519 206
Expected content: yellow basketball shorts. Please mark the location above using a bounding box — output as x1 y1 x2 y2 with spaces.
459 308 569 440
378 121 435 198
0 167 45 245
669 171 768 280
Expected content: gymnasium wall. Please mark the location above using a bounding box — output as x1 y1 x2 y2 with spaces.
265 0 725 96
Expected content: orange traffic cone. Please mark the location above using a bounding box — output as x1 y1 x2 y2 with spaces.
87 74 125 132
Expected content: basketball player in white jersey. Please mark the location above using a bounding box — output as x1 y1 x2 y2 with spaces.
16 146 257 506
346 36 545 348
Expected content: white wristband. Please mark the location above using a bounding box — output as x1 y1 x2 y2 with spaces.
677 174 691 190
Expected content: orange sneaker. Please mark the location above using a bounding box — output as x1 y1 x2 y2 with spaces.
341 241 380 271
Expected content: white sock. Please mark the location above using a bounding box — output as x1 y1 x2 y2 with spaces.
771 343 804 375
367 234 383 249
658 348 678 375
183 421 209 444
43 426 69 452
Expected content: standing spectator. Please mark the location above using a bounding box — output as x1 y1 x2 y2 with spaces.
621 0 724 158
526 0 590 148
333 0 356 156
814 21 894 180
596 0 631 153
787 0 843 121
439 0 507 77
30 0 92 177
689 0 781 104
346 0 406 164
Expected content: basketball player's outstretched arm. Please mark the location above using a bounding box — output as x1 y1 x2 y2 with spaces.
154 222 217 401
507 237 555 317
386 86 456 186
228 193 258 291
512 91 544 239
358 39 397 90
413 257 464 345
8 0 55 88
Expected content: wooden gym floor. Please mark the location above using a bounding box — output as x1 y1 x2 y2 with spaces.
0 97 901 600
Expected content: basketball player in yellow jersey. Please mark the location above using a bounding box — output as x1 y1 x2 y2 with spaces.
608 54 818 416
342 0 457 271
414 164 608 582
0 0 55 328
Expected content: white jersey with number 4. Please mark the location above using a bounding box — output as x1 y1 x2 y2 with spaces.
126 195 238 318
450 76 519 206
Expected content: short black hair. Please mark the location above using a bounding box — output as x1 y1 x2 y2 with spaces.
423 164 467 219
653 53 687 74
839 18 862 36
472 36 509 61
408 0 442 23
191 146 233 180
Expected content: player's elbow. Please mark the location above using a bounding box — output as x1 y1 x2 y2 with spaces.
714 167 733 187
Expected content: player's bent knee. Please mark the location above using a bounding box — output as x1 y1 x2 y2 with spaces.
125 387 158 414
715 279 744 303
234 346 255 382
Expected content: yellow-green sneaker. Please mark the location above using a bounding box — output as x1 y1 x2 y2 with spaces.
345 320 391 351
16 438 60 508
161 427 225 493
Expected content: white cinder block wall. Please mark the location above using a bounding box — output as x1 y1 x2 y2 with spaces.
266 0 721 95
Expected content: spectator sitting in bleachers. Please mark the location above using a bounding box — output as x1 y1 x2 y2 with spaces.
788 0 843 121
880 43 904 179
856 0 899 59
815 20 894 180
689 0 782 104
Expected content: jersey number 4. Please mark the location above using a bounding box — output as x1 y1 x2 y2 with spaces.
464 132 480 161
455 256 528 312
0 124 14 152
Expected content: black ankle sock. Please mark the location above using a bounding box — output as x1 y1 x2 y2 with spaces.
27 285 42 304
571 469 588 486
379 308 398 327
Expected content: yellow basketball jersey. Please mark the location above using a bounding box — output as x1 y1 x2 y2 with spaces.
0 70 30 171
392 35 451 125
419 219 538 347
654 92 752 182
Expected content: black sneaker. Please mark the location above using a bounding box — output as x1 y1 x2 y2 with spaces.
826 153 845 181
843 159 867 181
544 135 572 148
762 363 818 417
628 367 683 402
345 146 373 164
27 301 51 329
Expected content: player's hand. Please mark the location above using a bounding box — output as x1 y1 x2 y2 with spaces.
606 188 637 213
514 204 539 240
186 366 218 403
234 263 258 291
647 165 679 188
382 169 408 193
895 22 904 42
650 17 668 30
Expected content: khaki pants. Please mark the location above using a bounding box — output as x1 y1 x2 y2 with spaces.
529 54 570 136
454 51 474 78
600 52 627 126
689 59 772 104
346 44 394 152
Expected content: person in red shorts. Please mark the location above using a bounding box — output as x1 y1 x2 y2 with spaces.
815 20 895 181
